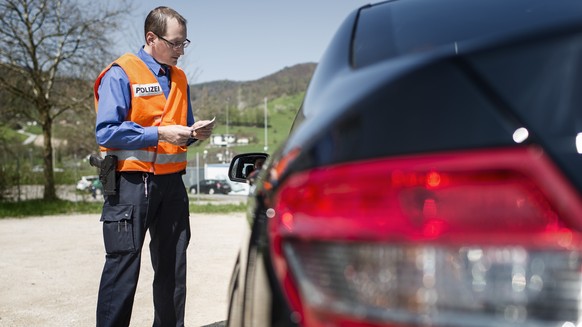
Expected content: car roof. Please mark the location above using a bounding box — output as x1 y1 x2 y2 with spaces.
295 0 582 127
354 0 582 69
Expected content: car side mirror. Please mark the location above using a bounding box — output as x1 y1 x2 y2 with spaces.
229 153 269 183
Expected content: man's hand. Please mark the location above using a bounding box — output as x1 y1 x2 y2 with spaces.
190 119 215 140
158 125 193 145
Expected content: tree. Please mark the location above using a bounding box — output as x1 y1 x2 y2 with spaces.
0 0 131 200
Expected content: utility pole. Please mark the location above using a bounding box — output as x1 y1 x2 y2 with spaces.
264 97 268 152
226 98 230 136
226 98 230 162
196 152 200 202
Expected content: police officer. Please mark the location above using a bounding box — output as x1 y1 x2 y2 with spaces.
93 7 214 327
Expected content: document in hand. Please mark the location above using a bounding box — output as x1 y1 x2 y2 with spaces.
194 117 216 131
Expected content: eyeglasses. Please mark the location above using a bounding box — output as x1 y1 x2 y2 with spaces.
155 34 191 50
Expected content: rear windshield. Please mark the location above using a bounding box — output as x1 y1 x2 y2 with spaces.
353 0 582 68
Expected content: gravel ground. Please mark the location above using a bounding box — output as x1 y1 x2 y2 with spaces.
0 212 246 327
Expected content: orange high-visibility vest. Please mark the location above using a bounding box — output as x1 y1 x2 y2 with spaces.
94 53 189 175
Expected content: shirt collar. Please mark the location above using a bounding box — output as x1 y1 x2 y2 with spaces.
137 47 168 76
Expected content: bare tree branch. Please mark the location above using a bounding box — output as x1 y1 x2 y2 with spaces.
0 0 133 200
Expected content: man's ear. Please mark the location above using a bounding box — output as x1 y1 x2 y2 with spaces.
145 31 156 46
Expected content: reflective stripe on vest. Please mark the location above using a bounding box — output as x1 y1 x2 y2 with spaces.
101 150 187 165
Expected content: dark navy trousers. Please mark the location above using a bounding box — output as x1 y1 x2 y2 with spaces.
96 172 191 327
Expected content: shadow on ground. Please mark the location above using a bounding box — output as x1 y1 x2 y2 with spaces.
202 321 226 327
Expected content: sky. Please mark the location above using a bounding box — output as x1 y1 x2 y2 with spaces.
112 1 376 84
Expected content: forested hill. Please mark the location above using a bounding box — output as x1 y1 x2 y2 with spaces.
190 62 317 117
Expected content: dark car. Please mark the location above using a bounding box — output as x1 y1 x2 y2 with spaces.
189 179 231 195
225 0 582 326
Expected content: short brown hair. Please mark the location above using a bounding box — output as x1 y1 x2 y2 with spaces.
144 6 187 40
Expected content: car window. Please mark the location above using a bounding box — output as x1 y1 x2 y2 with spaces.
353 0 582 69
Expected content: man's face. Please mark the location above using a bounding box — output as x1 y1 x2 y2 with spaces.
152 17 187 66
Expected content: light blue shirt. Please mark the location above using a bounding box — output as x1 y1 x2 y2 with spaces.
95 48 195 150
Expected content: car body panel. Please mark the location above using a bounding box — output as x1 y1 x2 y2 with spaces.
226 1 582 326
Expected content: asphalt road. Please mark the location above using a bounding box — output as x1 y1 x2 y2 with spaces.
0 212 246 327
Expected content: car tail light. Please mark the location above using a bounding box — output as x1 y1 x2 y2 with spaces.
268 147 582 327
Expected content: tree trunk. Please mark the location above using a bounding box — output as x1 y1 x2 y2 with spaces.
42 115 57 201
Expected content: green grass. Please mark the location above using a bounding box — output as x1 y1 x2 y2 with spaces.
0 199 246 218
188 92 301 159
0 126 28 143
0 199 104 218
188 202 247 214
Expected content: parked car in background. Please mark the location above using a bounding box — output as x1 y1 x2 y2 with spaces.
31 165 64 173
189 179 232 195
76 175 99 191
225 0 582 326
